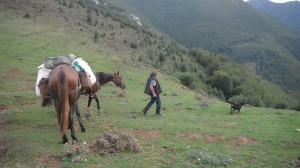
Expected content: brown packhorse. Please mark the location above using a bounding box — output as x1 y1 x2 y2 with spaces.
87 71 126 111
42 64 84 144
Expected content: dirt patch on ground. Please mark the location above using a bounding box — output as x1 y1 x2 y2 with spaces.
197 120 239 127
0 106 7 111
102 126 161 140
228 136 258 146
36 153 61 167
0 139 11 159
130 129 161 139
176 132 258 145
223 122 240 126
177 132 219 143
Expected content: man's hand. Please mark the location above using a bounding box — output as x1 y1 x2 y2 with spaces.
152 92 157 97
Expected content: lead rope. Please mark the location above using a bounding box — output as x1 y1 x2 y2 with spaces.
121 87 127 96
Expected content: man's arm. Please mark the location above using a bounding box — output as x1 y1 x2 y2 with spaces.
149 85 157 97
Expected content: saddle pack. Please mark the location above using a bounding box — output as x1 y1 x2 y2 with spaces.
78 71 92 90
44 56 71 69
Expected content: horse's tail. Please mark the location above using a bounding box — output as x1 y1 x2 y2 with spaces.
58 66 69 137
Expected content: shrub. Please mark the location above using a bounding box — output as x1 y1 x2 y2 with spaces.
78 0 86 8
247 96 264 107
228 95 247 105
186 149 233 167
130 42 138 49
93 32 99 43
158 52 166 63
208 70 233 99
63 0 67 6
291 103 300 111
63 142 89 162
274 102 287 109
93 131 142 155
180 64 187 72
87 13 92 25
69 1 74 8
24 12 31 18
179 73 197 88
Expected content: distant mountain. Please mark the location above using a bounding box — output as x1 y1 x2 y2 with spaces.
247 0 300 34
109 0 300 98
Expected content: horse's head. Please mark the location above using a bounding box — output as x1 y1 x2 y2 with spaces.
113 71 126 89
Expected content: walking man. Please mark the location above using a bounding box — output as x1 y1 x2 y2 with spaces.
143 71 162 115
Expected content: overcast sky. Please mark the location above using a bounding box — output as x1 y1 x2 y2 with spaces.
244 0 300 3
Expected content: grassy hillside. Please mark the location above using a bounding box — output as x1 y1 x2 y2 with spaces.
10 0 294 109
0 0 299 167
115 0 300 99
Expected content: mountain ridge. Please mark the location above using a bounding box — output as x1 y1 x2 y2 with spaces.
247 0 300 34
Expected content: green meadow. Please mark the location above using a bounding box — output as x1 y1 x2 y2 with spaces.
0 11 299 168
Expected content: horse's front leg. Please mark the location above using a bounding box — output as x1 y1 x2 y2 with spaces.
87 91 93 109
94 93 101 112
76 102 86 132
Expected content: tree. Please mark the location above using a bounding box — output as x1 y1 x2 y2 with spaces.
87 13 92 25
94 32 99 43
209 70 233 99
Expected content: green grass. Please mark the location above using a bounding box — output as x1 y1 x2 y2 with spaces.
0 9 299 168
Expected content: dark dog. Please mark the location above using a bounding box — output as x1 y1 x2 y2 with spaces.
227 101 243 115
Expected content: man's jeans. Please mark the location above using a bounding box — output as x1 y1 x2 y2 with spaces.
145 94 161 114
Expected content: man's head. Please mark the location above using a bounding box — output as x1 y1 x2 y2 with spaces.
150 71 158 78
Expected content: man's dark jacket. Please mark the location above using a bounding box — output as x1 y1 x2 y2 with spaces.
144 77 162 96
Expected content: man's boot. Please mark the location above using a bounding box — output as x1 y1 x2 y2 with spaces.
142 108 148 115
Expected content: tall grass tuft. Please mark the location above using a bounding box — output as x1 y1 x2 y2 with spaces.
186 149 233 167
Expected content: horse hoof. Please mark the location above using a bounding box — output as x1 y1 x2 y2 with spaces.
81 128 86 133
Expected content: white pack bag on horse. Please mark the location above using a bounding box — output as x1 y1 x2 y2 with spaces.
71 58 96 86
35 64 51 96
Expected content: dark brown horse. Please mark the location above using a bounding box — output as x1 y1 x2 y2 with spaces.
87 71 126 111
42 64 84 144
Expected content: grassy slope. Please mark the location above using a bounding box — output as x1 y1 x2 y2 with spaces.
0 4 300 168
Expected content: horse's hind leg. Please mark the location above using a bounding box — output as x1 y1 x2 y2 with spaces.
54 100 68 143
76 102 86 132
62 134 68 144
70 105 78 143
